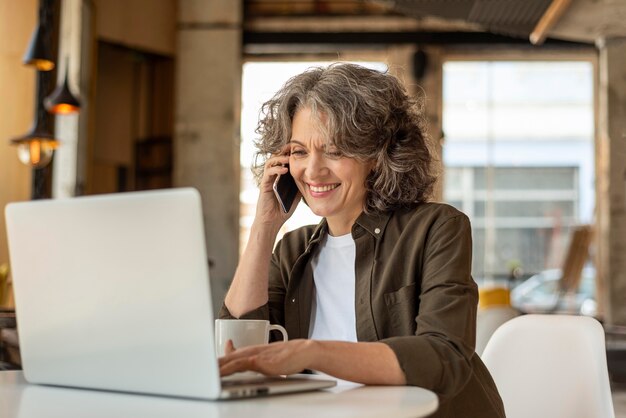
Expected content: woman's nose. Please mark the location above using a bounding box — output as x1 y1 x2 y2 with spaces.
305 153 328 180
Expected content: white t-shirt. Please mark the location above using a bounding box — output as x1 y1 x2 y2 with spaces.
308 233 358 342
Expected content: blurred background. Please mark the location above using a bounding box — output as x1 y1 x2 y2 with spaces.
1 1 626 394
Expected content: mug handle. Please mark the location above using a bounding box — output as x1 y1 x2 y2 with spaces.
269 324 288 342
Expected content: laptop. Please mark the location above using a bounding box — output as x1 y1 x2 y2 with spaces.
5 188 335 399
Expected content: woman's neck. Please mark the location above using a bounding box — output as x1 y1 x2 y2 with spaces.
326 211 363 237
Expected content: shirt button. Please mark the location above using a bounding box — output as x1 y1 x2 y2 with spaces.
291 298 296 303
374 228 381 234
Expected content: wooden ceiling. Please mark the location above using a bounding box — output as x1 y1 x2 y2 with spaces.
244 1 393 17
244 0 626 45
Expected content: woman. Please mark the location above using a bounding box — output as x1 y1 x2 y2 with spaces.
219 63 505 417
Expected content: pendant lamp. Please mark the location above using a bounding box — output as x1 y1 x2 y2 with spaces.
23 21 54 71
45 59 80 114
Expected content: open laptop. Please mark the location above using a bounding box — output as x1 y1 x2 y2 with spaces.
5 188 335 399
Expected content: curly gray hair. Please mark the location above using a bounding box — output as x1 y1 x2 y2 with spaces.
253 63 437 212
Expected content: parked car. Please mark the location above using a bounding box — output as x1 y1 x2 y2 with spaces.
510 267 596 316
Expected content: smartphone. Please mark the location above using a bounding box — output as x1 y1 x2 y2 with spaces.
273 166 299 213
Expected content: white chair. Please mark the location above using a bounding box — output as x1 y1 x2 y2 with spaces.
475 306 520 356
481 314 615 418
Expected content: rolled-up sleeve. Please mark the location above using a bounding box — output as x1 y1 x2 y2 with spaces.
381 214 477 400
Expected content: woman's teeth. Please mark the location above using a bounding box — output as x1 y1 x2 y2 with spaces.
309 184 339 193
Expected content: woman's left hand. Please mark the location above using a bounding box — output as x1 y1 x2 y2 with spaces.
219 339 316 377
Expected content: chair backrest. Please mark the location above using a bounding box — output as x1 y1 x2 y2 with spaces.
481 314 615 418
475 306 520 356
560 225 593 292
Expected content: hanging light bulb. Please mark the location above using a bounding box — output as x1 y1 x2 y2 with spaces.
10 136 59 168
14 138 57 168
9 115 59 168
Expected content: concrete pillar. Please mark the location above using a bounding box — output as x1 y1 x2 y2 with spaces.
52 0 94 198
175 0 242 314
596 37 626 326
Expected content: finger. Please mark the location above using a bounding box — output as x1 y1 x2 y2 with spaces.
260 165 289 189
220 356 258 377
264 166 289 181
225 339 236 355
218 344 267 366
265 155 290 169
266 165 289 176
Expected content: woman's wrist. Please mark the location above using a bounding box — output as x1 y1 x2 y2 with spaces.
249 220 281 241
304 339 323 372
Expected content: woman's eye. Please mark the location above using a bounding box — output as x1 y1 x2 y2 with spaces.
326 150 343 158
290 149 306 156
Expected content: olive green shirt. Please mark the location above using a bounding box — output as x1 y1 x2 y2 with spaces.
220 203 505 418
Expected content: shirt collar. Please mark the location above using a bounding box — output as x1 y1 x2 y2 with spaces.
305 218 328 253
353 210 392 240
305 210 392 250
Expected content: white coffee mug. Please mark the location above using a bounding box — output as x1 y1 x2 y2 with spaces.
214 319 288 357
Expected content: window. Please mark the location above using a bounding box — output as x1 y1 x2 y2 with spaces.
442 61 594 281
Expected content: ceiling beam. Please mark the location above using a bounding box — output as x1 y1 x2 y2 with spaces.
244 30 590 46
530 0 572 45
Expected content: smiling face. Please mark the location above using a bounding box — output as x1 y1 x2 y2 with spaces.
288 107 373 236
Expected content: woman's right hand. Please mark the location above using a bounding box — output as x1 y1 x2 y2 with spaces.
253 150 300 231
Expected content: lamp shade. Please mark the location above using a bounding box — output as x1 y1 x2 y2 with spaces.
45 70 80 114
23 23 55 71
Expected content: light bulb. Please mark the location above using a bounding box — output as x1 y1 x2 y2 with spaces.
16 140 56 168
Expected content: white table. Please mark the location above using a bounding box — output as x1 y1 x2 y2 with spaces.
0 371 438 418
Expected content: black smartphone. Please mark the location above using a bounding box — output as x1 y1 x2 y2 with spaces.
272 166 299 213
